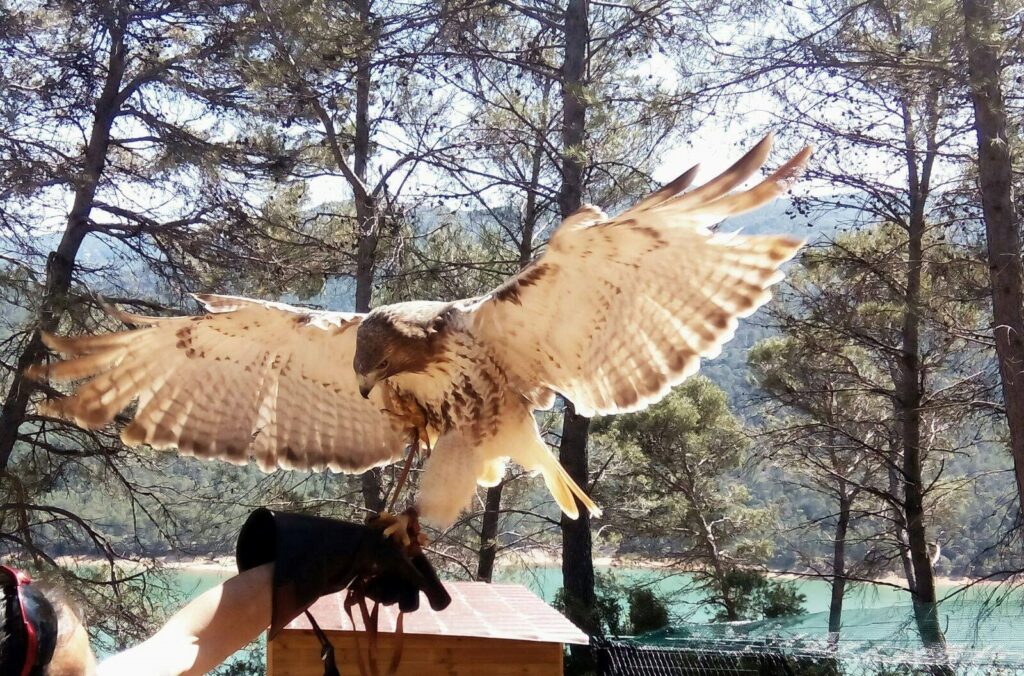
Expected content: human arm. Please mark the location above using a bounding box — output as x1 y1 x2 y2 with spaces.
98 563 273 676
96 510 449 676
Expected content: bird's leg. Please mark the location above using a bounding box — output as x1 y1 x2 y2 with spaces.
380 395 435 510
377 406 408 432
374 429 432 549
368 506 426 552
371 388 432 549
387 434 420 513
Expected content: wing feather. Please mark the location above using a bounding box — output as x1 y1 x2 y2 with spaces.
28 296 407 473
469 136 809 416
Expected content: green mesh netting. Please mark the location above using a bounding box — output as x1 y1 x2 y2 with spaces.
595 599 1024 675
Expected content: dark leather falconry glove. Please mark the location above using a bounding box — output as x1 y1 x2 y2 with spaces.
235 507 451 639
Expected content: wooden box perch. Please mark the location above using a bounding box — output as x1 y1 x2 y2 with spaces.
268 581 589 675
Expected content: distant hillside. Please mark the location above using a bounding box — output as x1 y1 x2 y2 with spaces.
721 197 857 240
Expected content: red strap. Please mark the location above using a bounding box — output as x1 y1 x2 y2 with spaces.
20 617 38 676
3 566 39 676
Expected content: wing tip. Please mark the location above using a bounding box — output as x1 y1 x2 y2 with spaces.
34 398 62 419
661 163 701 199
742 133 775 171
98 298 164 327
772 235 806 263
754 131 774 152
769 145 813 186
38 331 78 356
121 422 146 447
192 293 240 313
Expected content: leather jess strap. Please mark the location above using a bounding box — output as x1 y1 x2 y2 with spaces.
305 610 341 676
343 586 405 676
303 586 406 676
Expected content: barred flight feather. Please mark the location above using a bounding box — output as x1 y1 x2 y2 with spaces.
30 135 809 528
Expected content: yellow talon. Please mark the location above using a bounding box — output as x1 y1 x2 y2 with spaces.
382 516 412 547
369 508 427 551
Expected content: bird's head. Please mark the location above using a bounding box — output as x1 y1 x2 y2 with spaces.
353 302 451 398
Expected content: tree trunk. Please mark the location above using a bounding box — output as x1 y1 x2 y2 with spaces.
560 405 599 640
0 21 127 471
351 0 386 513
476 480 503 581
901 199 946 651
964 0 1024 521
705 526 738 621
892 75 949 653
352 15 377 317
888 461 917 591
558 0 598 659
676 448 737 621
828 493 850 638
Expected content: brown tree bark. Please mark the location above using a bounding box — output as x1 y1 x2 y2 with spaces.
559 408 598 640
352 0 378 316
897 89 947 652
347 0 387 512
964 0 1024 521
476 479 504 581
557 0 599 658
0 18 127 471
828 492 850 638
674 444 738 621
900 210 944 647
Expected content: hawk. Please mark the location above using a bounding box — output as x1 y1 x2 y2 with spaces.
29 136 809 530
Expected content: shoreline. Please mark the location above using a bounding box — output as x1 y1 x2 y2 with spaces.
54 553 237 573
54 551 1002 588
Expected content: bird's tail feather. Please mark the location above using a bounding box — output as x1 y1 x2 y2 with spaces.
540 455 602 520
496 415 602 520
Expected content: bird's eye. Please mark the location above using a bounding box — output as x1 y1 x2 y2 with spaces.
378 359 389 370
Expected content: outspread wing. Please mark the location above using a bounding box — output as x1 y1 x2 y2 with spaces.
28 294 408 472
469 135 809 417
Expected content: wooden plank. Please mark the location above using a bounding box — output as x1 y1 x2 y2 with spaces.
270 631 564 676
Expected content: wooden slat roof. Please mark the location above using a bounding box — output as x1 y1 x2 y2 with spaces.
285 581 589 645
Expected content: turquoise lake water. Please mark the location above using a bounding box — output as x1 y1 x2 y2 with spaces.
173 563 965 617
167 563 1024 653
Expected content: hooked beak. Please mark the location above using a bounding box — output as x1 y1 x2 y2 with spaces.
358 373 376 399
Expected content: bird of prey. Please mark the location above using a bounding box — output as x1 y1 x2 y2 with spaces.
29 136 809 530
